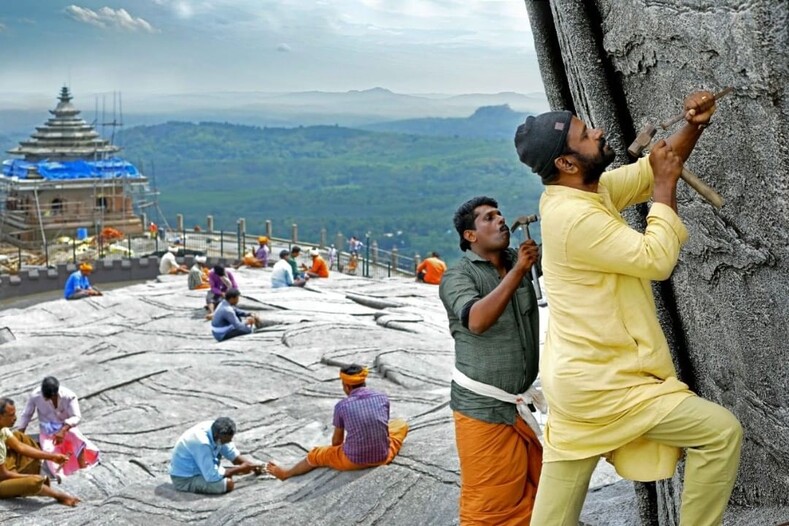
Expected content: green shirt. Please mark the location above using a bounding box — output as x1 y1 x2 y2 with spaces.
439 248 539 425
288 257 300 278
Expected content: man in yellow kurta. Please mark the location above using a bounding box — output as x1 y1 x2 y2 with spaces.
513 91 742 526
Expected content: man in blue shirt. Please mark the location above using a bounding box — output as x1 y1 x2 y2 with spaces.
169 417 262 494
210 288 262 341
63 263 102 300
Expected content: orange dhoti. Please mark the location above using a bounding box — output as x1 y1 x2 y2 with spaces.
241 256 264 268
307 419 408 470
454 411 542 525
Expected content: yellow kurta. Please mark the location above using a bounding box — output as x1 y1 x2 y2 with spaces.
539 156 695 482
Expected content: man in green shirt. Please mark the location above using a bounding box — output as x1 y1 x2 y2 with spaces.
439 196 542 525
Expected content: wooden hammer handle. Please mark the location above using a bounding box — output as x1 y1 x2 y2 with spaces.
680 166 724 209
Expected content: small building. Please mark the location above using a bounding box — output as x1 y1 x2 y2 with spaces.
0 86 148 248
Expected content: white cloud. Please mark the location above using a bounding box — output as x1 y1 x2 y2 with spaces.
276 43 291 52
65 5 157 33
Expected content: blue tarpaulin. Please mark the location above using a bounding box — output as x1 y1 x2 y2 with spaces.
1 158 142 180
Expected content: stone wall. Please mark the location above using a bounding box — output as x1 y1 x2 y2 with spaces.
0 255 235 301
524 1 788 524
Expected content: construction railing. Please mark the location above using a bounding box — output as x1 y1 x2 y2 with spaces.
1 227 418 280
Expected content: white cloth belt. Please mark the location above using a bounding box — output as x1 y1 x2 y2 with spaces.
452 367 547 437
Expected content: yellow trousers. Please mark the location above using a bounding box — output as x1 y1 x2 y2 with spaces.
532 396 742 526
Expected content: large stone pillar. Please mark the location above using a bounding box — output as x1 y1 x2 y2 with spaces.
522 1 789 522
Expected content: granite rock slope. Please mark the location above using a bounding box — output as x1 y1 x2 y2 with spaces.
0 269 630 525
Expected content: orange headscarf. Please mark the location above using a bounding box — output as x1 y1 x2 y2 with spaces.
340 367 368 386
79 262 93 272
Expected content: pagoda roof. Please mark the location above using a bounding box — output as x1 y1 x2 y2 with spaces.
6 86 123 162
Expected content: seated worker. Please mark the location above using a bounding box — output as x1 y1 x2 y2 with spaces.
266 365 408 480
303 248 330 278
16 377 100 477
188 256 210 290
0 398 80 506
64 262 102 300
169 417 262 495
159 246 189 275
206 265 238 318
288 246 309 281
211 288 263 341
236 237 270 269
344 253 359 275
271 249 307 289
416 252 447 285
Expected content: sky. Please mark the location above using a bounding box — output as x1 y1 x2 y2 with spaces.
0 0 544 98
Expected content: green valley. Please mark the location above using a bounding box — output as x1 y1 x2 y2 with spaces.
120 121 544 263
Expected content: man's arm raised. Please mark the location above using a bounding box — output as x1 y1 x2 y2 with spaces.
467 241 538 334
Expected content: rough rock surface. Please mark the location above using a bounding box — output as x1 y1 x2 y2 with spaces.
524 1 788 524
1 269 627 525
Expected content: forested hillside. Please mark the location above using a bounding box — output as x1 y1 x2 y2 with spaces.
119 122 544 262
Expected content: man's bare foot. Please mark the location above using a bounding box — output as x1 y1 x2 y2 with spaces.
57 495 81 507
265 461 289 481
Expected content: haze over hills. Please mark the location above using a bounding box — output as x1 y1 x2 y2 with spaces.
0 88 549 135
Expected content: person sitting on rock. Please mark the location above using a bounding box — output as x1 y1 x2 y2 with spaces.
169 417 262 495
303 248 329 278
266 365 408 480
211 288 263 341
344 253 359 275
271 249 306 288
206 264 238 318
288 246 309 281
0 397 80 506
159 246 189 275
188 256 211 291
236 237 270 269
416 252 447 285
16 377 100 477
64 262 102 300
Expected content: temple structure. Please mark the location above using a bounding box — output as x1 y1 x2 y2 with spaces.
0 87 148 248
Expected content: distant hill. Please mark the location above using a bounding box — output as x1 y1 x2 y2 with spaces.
361 105 529 140
120 122 544 262
0 88 550 134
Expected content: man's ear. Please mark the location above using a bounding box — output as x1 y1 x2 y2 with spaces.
463 230 476 245
555 154 576 174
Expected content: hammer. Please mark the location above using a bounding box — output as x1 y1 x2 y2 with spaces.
628 125 725 209
510 215 545 304
658 87 733 130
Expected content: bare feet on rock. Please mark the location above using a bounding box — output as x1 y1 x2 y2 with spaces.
265 461 288 481
57 495 81 507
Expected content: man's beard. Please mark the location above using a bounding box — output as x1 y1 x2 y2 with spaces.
578 141 616 185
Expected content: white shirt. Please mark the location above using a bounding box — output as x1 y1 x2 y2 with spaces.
159 252 178 274
17 386 82 431
271 259 294 288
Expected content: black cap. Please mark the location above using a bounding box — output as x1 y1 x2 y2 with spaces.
514 110 573 182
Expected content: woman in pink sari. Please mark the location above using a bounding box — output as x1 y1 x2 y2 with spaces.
16 377 100 477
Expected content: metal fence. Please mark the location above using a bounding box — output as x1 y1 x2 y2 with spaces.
7 227 417 279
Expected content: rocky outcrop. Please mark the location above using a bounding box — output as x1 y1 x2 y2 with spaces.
524 1 789 524
1 269 627 525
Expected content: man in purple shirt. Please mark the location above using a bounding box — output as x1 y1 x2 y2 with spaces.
205 265 238 319
266 365 408 480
